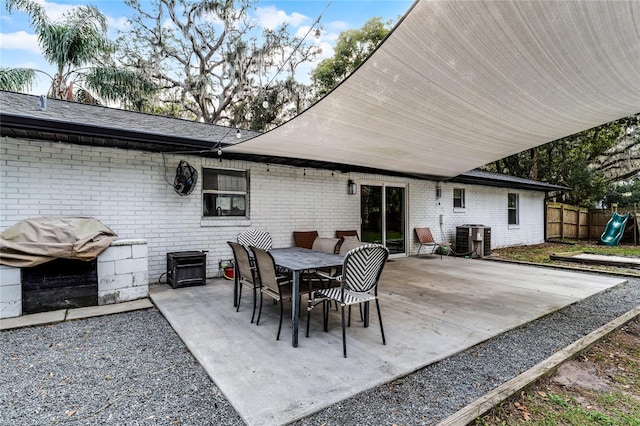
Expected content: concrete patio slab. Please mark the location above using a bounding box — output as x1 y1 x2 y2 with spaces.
149 256 625 426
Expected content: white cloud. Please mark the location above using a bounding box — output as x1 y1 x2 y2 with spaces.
323 20 349 42
294 25 312 39
107 16 130 32
14 60 41 69
255 5 309 30
0 31 41 54
162 18 177 31
315 41 334 61
34 0 75 21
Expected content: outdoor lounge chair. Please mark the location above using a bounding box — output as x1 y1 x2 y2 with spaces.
311 244 389 357
228 241 260 323
415 227 451 259
252 247 312 340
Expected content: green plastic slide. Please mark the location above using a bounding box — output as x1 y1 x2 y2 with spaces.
598 212 630 246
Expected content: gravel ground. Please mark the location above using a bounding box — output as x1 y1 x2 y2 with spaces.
1 273 638 426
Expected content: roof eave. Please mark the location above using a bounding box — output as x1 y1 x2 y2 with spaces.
0 112 220 152
448 174 569 192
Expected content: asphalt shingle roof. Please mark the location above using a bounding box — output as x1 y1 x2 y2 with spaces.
1 90 567 192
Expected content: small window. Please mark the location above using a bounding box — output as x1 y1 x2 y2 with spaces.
203 168 247 217
453 188 465 208
508 193 519 225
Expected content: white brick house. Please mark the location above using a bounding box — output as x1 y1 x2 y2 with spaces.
0 92 565 317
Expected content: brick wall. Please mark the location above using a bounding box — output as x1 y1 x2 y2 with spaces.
1 137 544 281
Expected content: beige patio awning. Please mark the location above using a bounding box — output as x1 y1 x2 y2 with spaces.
227 0 640 179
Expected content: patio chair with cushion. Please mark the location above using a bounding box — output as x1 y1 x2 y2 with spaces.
252 246 313 340
293 231 319 249
228 241 260 323
306 237 341 294
311 244 390 357
335 230 359 242
335 230 359 252
338 239 368 256
311 237 340 254
237 229 273 251
415 227 452 259
311 239 367 292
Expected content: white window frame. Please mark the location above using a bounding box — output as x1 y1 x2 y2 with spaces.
202 168 248 218
508 193 519 226
453 188 465 209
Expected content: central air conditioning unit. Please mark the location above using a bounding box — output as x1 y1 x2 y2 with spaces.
455 225 491 258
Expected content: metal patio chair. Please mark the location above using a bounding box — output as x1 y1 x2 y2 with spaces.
311 244 389 357
335 230 359 253
415 227 451 259
304 237 341 313
237 229 273 251
252 246 313 341
306 239 370 325
228 241 260 323
293 230 319 249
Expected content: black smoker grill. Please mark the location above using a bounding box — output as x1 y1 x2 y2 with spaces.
166 251 207 288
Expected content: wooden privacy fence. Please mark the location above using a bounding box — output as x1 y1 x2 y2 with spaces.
546 202 638 241
546 203 589 240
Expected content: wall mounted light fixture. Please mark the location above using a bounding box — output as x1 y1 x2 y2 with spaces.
348 179 357 195
436 183 442 199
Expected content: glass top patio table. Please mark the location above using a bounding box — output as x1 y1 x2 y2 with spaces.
269 247 344 347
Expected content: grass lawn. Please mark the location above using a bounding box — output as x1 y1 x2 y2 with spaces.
475 318 640 426
476 240 640 425
490 242 640 276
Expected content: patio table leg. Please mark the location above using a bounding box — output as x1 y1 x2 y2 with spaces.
291 270 300 347
233 264 239 307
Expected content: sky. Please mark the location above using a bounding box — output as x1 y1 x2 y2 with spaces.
0 0 413 95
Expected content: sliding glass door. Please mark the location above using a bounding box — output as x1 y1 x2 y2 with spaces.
361 184 406 255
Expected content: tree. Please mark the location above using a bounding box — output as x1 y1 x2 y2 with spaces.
589 114 640 183
0 68 36 92
483 115 638 207
2 0 156 107
604 178 640 208
117 0 319 128
310 17 391 99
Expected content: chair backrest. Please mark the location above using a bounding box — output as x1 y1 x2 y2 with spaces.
335 230 359 252
237 229 272 251
312 237 340 254
227 241 254 283
338 240 368 256
293 231 318 249
341 244 389 293
415 227 435 244
251 246 279 293
336 230 359 243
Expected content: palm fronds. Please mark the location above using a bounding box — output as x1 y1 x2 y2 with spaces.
84 67 158 108
0 68 37 92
